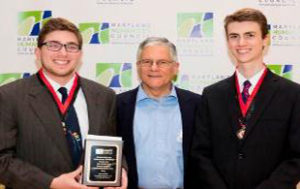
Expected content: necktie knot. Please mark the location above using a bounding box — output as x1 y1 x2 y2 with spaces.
58 87 68 104
242 80 251 103
243 80 251 90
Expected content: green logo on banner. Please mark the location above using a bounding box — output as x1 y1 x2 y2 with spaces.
0 73 30 86
96 63 131 87
267 64 293 80
79 22 109 44
18 10 52 36
177 12 213 38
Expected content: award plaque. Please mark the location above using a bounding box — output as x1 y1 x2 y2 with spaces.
82 135 123 186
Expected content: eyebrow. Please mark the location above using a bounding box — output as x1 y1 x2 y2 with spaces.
228 33 239 36
244 31 256 35
46 40 60 43
228 31 257 36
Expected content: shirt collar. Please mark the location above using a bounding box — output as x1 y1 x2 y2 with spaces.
43 70 75 94
236 67 266 92
136 84 177 102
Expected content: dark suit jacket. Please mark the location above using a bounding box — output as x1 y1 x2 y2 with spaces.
117 86 201 189
0 74 117 189
186 70 300 189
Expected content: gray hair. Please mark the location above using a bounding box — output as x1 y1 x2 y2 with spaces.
136 37 178 62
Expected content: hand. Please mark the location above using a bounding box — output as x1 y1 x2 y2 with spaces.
50 166 98 189
104 168 128 189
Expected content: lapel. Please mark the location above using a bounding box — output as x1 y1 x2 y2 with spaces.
119 88 138 139
175 87 194 159
117 88 139 185
226 75 242 142
80 78 100 135
241 70 279 144
28 75 72 165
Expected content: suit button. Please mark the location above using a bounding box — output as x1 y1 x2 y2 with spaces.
238 153 245 159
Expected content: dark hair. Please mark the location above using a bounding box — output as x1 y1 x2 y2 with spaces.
224 8 268 39
37 17 82 49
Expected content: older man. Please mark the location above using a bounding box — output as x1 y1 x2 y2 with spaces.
117 37 201 189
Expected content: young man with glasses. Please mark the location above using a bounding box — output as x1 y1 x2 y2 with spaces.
0 17 127 189
117 37 201 189
186 8 300 189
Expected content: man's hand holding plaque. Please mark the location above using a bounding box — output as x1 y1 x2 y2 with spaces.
82 135 123 187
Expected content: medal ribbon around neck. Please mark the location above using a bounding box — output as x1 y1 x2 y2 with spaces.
38 69 79 116
235 68 267 117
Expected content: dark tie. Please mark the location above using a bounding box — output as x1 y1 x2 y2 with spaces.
241 80 251 103
58 87 82 168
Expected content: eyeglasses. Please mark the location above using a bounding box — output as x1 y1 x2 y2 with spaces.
41 41 81 53
138 59 174 68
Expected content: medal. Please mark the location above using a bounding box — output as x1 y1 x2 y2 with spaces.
237 118 246 140
235 68 267 140
237 127 246 139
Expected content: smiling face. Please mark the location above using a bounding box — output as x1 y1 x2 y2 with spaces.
226 21 268 68
137 45 179 97
35 30 82 85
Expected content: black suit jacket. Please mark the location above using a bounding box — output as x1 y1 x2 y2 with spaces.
117 86 201 189
186 70 300 189
0 74 117 189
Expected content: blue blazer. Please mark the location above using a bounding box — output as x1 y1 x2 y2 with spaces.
117 86 201 189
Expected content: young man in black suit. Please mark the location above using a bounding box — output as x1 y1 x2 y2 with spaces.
187 8 300 189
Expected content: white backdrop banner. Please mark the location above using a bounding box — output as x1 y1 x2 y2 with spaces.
0 0 300 94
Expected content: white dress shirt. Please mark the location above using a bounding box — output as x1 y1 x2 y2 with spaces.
43 72 89 147
236 67 266 95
